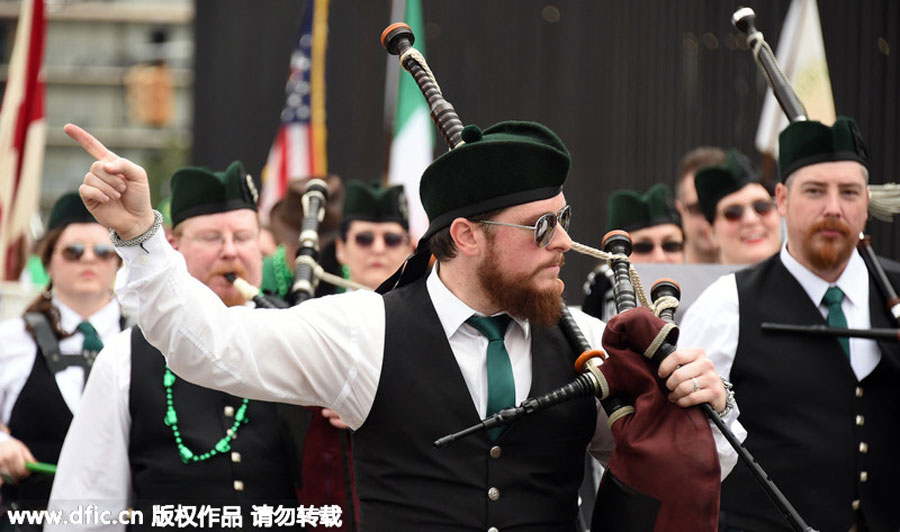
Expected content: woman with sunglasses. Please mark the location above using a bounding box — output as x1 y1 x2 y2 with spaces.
0 192 124 518
583 183 684 321
695 150 783 265
335 180 413 292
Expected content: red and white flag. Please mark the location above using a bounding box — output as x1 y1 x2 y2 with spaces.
258 0 329 225
0 0 46 280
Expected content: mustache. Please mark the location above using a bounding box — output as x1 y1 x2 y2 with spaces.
206 263 249 283
809 219 851 237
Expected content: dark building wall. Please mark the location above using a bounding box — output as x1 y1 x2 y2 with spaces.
194 0 899 301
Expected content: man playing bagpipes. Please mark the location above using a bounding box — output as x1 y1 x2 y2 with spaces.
61 116 742 531
681 118 900 532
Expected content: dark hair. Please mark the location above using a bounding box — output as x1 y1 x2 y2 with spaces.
676 147 728 198
429 209 501 262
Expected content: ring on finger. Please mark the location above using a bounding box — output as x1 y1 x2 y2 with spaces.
690 377 700 393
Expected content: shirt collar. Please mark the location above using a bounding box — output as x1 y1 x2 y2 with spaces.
55 296 121 334
780 242 868 308
426 266 530 339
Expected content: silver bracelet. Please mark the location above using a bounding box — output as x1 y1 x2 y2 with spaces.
110 210 163 249
717 376 736 418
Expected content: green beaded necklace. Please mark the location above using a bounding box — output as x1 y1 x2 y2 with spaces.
163 367 250 464
272 245 291 298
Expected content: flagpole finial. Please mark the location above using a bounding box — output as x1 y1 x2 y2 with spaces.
382 23 414 56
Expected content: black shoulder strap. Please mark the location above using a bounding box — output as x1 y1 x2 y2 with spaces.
22 312 71 375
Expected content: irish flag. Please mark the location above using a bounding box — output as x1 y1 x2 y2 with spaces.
386 0 433 241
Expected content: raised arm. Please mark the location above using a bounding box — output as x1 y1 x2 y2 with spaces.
64 124 155 239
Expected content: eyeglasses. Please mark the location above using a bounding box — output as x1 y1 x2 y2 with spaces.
480 205 572 248
61 243 117 262
720 200 776 222
352 231 409 249
632 241 685 255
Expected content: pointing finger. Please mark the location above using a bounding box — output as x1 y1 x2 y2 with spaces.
64 123 117 162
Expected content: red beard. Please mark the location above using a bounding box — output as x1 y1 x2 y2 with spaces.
801 218 856 272
476 247 565 328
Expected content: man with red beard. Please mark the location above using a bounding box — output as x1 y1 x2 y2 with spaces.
681 117 900 532
48 163 308 532
65 120 740 531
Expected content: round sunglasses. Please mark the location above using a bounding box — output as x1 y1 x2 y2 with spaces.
719 200 776 222
352 231 409 249
480 205 572 248
632 240 685 255
60 243 117 262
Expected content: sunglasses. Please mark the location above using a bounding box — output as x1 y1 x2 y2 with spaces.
61 243 117 262
480 205 572 248
720 200 776 222
632 241 685 255
353 231 409 249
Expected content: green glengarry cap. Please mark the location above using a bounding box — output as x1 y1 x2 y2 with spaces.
48 192 97 231
342 180 409 229
170 161 259 227
695 149 761 224
778 116 868 180
419 120 570 240
607 183 680 233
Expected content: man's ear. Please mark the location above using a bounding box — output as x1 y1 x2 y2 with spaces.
449 218 483 257
775 182 788 217
335 237 346 265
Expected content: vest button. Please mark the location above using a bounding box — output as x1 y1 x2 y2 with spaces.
234 480 244 491
490 445 502 459
232 452 242 463
852 499 860 510
224 405 235 417
859 471 868 483
488 528 499 532
488 487 500 501
855 415 864 426
855 386 863 398
858 442 868 454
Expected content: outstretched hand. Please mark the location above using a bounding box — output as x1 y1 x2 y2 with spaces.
64 124 155 239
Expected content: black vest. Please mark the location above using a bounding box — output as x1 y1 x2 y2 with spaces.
723 254 900 532
3 344 74 516
128 328 303 529
353 278 597 532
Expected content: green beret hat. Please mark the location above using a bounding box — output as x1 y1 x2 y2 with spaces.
170 161 259 227
695 149 762 224
607 183 681 233
419 120 570 240
48 192 97 231
778 116 868 180
343 180 409 229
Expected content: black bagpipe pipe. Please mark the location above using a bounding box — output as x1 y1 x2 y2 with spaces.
287 178 330 305
382 20 809 531
733 7 900 329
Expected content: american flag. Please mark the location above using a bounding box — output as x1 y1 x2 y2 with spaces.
0 0 46 280
259 0 329 224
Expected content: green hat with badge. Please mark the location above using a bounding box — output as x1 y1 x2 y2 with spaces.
342 180 409 230
607 183 680 233
418 120 570 240
169 161 259 227
778 116 868 180
48 192 98 231
695 149 762 224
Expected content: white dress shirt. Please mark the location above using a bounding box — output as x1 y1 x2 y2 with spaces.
680 245 880 381
111 229 739 474
0 297 122 443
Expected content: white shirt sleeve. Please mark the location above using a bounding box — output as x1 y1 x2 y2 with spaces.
46 329 134 532
114 231 385 430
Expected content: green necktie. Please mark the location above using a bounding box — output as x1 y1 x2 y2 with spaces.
822 286 850 357
76 321 104 355
466 314 514 440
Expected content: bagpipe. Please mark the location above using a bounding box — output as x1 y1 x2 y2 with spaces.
732 6 900 336
382 20 812 532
